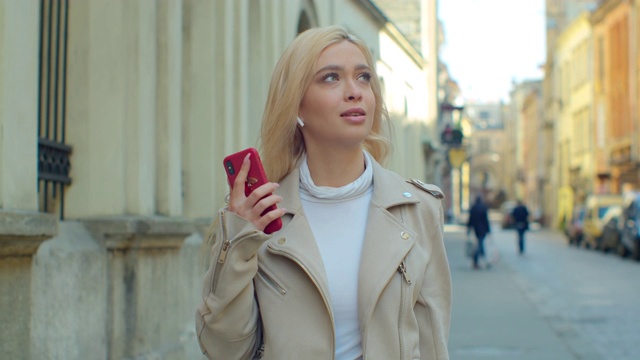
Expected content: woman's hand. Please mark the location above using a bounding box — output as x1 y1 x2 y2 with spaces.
227 153 286 232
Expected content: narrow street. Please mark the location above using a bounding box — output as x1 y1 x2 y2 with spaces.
445 219 640 360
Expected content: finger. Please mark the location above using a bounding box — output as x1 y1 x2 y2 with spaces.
247 182 280 204
252 194 283 216
255 207 287 231
228 155 252 214
231 153 251 199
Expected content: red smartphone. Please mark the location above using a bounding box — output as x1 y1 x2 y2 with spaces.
223 148 282 234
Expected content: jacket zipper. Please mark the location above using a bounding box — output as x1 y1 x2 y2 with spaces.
254 343 265 358
257 268 287 295
209 212 228 294
397 260 411 360
210 211 258 294
398 260 412 284
267 247 335 357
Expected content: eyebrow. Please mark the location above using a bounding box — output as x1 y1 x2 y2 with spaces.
314 63 371 76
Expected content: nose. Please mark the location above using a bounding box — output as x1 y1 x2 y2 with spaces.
345 79 363 101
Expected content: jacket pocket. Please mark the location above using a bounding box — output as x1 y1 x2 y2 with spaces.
257 267 287 296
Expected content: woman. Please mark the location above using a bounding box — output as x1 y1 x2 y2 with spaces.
196 25 451 360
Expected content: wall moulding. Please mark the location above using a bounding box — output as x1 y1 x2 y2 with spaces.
81 215 203 250
0 210 58 256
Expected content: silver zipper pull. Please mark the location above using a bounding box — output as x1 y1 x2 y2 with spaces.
398 261 412 284
218 239 231 263
255 343 265 358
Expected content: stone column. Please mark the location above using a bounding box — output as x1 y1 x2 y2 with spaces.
182 0 227 218
156 0 184 217
123 0 158 216
64 0 129 217
0 0 39 211
0 1 58 358
82 217 199 359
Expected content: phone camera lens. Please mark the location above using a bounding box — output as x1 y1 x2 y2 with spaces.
225 161 235 175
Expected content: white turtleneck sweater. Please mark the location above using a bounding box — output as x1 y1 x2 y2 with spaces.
299 151 373 360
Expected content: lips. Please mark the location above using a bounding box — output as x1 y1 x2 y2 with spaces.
340 107 366 117
340 108 367 124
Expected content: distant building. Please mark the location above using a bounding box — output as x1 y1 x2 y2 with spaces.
465 102 507 208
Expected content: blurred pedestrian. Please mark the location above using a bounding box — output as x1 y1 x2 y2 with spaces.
467 195 491 269
511 200 530 255
195 25 452 359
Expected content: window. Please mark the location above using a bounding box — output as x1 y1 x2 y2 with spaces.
38 0 72 218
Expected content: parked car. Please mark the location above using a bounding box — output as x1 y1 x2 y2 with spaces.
500 200 516 229
599 205 624 252
582 194 625 249
620 194 640 260
565 206 585 246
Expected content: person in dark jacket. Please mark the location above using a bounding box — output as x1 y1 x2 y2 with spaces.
467 195 491 269
511 200 530 254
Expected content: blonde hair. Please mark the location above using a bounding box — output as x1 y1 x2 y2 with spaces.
259 25 392 182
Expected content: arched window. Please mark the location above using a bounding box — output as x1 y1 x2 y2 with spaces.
297 0 318 34
297 11 312 34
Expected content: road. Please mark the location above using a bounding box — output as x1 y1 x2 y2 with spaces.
444 222 640 360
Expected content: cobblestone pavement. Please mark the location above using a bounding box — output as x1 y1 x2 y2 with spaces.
446 224 575 360
445 221 640 360
488 226 640 360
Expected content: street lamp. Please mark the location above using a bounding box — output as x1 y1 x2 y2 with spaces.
448 147 466 168
440 102 465 146
440 102 467 222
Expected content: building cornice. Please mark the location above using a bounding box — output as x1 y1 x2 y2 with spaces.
354 0 426 68
591 0 628 24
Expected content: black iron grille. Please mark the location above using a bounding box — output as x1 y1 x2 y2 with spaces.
38 0 72 218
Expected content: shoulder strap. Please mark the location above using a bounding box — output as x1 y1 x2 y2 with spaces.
406 178 445 200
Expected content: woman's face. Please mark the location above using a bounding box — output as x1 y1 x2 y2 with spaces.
298 40 375 152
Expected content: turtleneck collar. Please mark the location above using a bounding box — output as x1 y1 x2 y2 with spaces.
299 150 373 200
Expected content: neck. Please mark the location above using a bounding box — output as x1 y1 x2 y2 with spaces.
305 147 365 187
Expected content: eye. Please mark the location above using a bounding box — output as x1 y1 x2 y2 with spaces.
357 72 372 82
321 72 339 82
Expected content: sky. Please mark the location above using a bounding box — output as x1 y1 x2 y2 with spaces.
437 0 546 102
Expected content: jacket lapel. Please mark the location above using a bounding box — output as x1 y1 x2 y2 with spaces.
267 166 330 301
357 161 419 330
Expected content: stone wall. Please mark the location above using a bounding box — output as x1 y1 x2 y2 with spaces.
1 213 208 359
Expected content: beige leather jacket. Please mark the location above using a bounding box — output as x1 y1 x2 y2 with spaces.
196 159 452 359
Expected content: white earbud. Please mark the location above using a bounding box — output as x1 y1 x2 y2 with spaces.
297 117 305 127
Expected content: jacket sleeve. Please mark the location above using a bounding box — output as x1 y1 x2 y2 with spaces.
416 203 452 360
195 208 270 359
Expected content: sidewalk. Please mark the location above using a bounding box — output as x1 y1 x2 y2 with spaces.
443 224 578 360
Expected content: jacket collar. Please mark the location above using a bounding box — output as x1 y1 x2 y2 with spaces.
276 157 420 214
270 157 423 323
370 160 421 208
